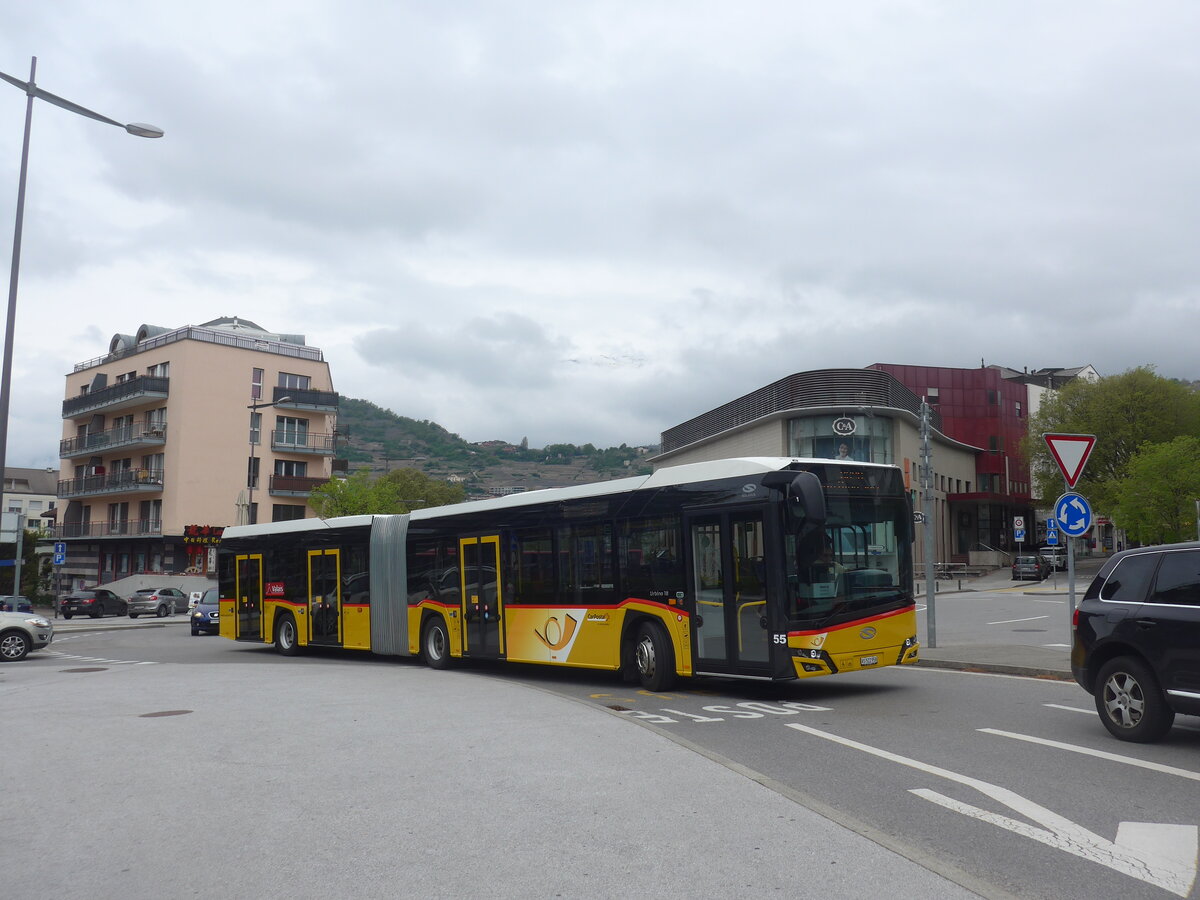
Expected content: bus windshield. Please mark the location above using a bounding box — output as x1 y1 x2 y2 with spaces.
785 490 911 629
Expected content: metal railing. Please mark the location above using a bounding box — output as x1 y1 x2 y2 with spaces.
58 468 165 498
62 376 169 418
268 474 328 495
59 423 167 457
73 324 323 373
53 518 163 539
270 430 336 454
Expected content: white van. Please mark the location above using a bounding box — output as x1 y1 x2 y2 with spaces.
1040 546 1065 571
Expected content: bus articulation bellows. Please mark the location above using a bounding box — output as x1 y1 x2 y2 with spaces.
217 457 919 689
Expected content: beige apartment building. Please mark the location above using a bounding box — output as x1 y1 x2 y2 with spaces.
56 317 338 588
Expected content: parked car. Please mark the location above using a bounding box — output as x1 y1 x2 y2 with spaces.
127 587 187 618
190 588 220 636
1011 554 1050 581
1071 541 1200 742
0 595 32 612
1039 546 1065 571
60 589 127 619
0 610 54 661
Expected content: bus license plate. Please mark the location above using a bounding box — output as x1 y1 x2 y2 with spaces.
860 655 879 666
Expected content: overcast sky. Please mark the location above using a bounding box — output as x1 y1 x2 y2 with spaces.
2 2 1197 468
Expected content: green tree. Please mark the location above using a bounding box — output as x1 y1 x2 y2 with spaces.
1023 367 1200 508
1110 437 1200 545
309 468 465 517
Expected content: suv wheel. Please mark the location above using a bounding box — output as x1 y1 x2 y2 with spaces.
1 629 31 661
1095 656 1175 743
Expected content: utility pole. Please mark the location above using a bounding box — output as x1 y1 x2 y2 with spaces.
921 399 937 648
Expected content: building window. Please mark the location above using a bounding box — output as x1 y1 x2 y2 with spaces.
274 459 308 477
987 390 998 405
925 387 939 404
1015 401 1023 418
272 504 307 522
249 412 262 446
147 362 169 377
788 414 893 464
251 368 264 401
278 372 311 391
988 436 1000 452
247 457 260 489
275 416 309 447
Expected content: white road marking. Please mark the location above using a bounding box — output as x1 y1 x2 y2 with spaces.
44 651 155 666
1042 643 1070 648
979 728 1200 782
786 722 1198 897
1044 703 1094 715
987 615 1049 625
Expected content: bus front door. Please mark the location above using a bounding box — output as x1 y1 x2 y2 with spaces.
235 554 264 641
308 549 342 647
687 511 771 675
459 535 504 659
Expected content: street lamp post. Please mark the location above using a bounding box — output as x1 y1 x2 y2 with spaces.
247 397 291 525
0 56 162 503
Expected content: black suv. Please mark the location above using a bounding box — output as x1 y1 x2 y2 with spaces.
60 589 127 619
1071 542 1200 742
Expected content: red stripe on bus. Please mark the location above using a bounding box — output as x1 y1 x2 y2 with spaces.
788 606 912 637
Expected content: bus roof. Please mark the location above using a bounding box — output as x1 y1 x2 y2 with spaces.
220 456 896 542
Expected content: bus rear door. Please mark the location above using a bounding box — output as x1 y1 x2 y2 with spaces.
307 549 342 647
234 553 264 641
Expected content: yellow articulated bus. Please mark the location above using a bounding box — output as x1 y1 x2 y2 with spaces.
217 457 919 690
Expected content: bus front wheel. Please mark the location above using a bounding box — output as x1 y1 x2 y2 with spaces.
422 617 452 670
633 621 675 692
275 613 302 656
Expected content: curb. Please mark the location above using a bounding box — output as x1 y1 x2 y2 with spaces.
915 657 1073 681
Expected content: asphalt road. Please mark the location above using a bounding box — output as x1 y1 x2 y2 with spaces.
7 562 1199 900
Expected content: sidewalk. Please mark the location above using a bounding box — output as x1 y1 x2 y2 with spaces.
914 556 1105 681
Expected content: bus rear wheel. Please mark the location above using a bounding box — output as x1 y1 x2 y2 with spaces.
275 613 302 656
633 621 675 692
422 617 452 670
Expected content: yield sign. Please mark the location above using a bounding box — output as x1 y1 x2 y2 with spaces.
1043 433 1097 488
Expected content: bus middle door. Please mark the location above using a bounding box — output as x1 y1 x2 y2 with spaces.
308 549 342 647
459 535 504 659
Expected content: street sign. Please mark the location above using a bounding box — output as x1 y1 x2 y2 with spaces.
1055 492 1094 538
1043 434 1097 488
1014 516 1025 531
54 542 66 555
1045 532 1059 546
53 552 66 565
1015 529 1026 542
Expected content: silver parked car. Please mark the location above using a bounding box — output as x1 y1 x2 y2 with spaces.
0 610 54 661
127 588 187 618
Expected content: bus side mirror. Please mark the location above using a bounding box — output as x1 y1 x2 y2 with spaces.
764 470 827 535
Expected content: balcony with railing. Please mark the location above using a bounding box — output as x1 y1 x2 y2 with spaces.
272 386 339 413
62 376 169 419
59 423 167 459
58 467 165 499
270 429 336 456
53 518 163 539
268 474 328 497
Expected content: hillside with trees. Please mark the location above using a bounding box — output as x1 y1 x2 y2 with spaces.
333 398 657 497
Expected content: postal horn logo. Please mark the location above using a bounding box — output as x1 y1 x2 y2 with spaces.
535 613 579 651
859 626 877 640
